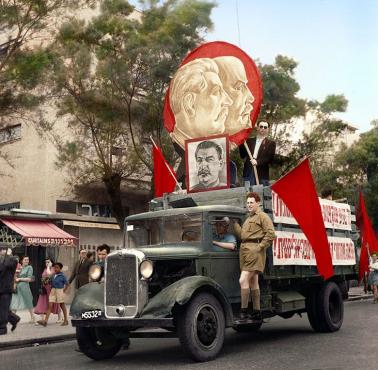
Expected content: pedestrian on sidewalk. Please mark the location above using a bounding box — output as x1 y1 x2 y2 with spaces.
34 257 62 323
10 256 35 323
368 253 378 303
0 246 20 335
95 244 110 281
67 248 92 291
37 262 69 327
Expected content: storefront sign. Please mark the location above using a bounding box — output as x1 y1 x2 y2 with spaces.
272 231 356 266
272 191 352 230
25 237 77 246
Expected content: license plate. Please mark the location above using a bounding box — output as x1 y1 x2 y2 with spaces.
81 310 102 319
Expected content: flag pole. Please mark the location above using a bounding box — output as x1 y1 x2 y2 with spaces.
243 141 259 185
150 136 183 192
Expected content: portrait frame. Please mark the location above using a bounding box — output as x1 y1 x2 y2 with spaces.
185 134 230 193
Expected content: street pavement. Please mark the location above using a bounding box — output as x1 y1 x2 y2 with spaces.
1 297 378 369
0 287 372 351
0 305 74 350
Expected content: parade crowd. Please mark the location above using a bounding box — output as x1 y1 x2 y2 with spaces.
0 244 110 335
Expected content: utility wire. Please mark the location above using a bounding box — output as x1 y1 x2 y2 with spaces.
235 0 241 47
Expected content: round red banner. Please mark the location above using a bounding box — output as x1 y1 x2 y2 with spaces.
163 41 262 147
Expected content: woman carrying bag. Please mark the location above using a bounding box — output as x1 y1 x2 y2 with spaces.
34 257 62 322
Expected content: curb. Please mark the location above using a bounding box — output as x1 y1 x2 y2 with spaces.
347 294 373 302
0 334 76 351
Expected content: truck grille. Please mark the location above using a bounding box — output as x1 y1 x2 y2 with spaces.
105 253 138 318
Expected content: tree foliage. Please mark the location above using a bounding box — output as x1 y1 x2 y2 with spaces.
0 0 92 172
316 122 378 230
256 56 350 181
48 0 215 227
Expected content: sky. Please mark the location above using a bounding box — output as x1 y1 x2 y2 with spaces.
206 0 378 133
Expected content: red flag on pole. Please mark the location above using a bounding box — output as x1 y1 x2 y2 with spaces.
356 191 378 282
271 158 334 280
152 143 177 197
356 191 378 254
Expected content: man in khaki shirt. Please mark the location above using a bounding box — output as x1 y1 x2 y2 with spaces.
234 192 276 322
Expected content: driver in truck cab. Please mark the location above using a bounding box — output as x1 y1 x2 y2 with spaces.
212 216 237 251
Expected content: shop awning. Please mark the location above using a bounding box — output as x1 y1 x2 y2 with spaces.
63 220 120 229
0 219 78 246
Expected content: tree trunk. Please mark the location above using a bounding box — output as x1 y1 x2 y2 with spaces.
103 173 126 230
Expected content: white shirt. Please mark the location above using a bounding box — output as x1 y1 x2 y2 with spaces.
253 136 264 159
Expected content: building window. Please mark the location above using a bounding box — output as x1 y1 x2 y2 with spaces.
0 202 21 211
0 124 21 145
56 200 115 218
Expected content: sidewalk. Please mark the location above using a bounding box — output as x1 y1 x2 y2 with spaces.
0 305 75 351
0 289 374 351
347 286 373 302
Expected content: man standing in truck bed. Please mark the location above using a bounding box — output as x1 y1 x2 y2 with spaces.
234 192 276 322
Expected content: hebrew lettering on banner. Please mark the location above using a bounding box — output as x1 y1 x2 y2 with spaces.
272 231 356 266
271 191 352 231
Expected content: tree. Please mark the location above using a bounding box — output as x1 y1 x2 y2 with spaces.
316 121 378 231
259 55 307 135
254 56 349 181
0 0 92 172
48 0 215 227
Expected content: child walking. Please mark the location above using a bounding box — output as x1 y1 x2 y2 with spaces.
37 262 69 326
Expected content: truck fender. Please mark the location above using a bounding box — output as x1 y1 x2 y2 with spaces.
70 282 104 318
140 275 233 325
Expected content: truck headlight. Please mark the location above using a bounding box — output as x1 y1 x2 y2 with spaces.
140 259 153 279
89 264 102 282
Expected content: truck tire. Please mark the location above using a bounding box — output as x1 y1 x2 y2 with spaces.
317 281 344 332
76 327 123 360
306 282 344 333
177 292 225 362
306 288 324 332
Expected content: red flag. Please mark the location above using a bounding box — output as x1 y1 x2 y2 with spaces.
356 191 378 255
272 158 334 279
356 191 378 283
152 144 177 197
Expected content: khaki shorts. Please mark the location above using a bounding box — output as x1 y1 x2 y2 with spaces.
239 243 265 272
49 288 65 304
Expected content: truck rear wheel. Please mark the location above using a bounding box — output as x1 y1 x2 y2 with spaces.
76 327 123 360
306 282 344 333
177 292 225 362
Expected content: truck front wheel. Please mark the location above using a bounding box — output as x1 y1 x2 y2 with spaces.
177 292 225 362
76 327 123 360
306 281 344 333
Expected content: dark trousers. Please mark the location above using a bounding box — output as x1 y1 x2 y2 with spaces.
0 293 20 334
244 174 270 187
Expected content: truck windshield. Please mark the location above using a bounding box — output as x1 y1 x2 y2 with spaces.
126 213 202 247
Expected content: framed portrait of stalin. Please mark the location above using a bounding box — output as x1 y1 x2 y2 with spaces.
185 134 230 193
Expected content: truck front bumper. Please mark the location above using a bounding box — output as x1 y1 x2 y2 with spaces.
71 318 174 329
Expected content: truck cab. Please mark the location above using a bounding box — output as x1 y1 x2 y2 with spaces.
70 186 357 362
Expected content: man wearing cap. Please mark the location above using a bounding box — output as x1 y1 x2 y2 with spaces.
0 247 20 335
234 192 276 322
212 217 237 251
239 121 276 186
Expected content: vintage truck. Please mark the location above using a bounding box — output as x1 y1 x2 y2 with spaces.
70 186 357 362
